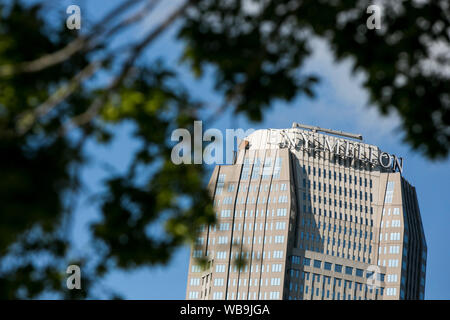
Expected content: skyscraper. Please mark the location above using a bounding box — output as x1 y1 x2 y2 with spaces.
186 123 427 300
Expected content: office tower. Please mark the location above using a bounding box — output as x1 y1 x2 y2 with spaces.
186 123 427 300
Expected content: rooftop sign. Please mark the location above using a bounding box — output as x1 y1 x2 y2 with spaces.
270 129 403 174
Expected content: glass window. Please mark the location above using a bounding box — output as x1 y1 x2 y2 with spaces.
262 158 272 179
345 266 353 275
216 174 226 194
384 181 395 203
335 264 342 273
356 268 363 277
314 260 321 268
303 258 311 266
324 262 332 271
273 157 282 179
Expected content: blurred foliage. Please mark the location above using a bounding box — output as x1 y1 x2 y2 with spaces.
0 1 214 298
0 0 448 298
179 0 450 157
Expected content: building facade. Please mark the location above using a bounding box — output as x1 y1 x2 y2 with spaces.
186 124 427 300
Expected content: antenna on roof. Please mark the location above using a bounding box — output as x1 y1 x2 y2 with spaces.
292 122 363 141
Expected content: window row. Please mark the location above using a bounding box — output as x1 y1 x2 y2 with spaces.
288 278 385 300
378 245 401 255
199 222 290 240
216 180 288 196
382 207 401 216
226 291 279 300
227 277 282 287
204 234 286 246
217 208 289 218
302 166 373 189
301 220 373 239
304 200 374 216
381 219 402 228
296 244 372 264
241 157 282 180
379 232 401 241
303 186 373 202
289 256 384 280
223 194 289 205
305 206 374 225
237 183 287 193
212 250 284 261
385 287 397 296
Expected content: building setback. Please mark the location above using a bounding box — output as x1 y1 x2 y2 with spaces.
186 124 427 300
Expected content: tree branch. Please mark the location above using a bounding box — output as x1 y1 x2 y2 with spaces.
15 60 103 135
0 0 145 77
61 0 194 134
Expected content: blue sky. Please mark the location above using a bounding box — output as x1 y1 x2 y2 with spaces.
40 0 450 299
